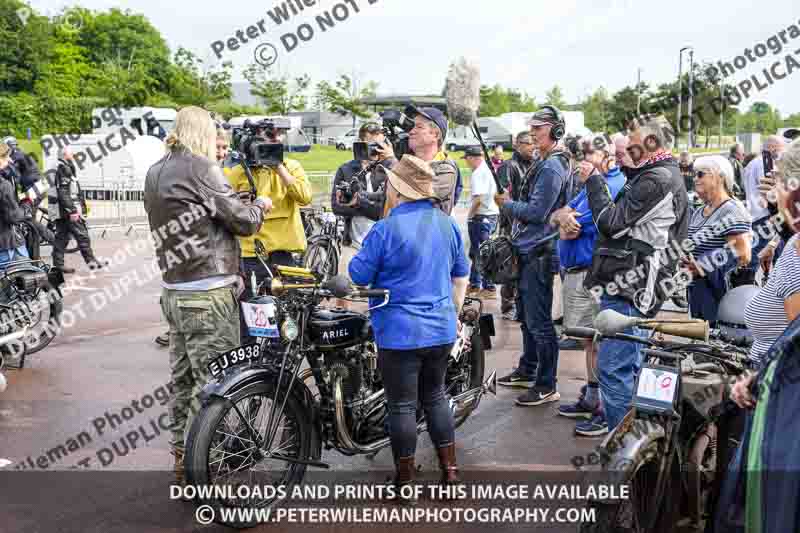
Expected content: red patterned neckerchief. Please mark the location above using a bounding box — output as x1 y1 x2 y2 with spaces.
645 150 673 166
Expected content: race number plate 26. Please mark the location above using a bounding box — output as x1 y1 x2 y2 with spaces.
208 343 261 378
632 364 680 416
241 300 279 338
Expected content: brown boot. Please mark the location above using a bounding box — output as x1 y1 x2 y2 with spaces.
391 455 417 505
171 446 193 501
171 446 185 483
436 443 461 485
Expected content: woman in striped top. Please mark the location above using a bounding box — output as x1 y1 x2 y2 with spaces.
685 155 752 325
742 140 800 367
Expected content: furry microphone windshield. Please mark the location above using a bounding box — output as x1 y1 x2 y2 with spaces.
446 57 481 127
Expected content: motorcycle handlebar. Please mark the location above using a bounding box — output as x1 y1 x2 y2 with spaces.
642 348 683 361
563 327 597 339
353 288 389 298
709 328 753 348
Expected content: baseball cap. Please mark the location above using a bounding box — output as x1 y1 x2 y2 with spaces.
783 128 800 141
358 121 382 137
528 107 563 127
407 106 448 141
462 146 483 158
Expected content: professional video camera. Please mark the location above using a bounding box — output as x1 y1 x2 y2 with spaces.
231 117 291 168
565 133 610 163
564 134 587 163
378 106 416 158
336 176 363 204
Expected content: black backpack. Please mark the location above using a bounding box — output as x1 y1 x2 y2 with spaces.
479 234 519 285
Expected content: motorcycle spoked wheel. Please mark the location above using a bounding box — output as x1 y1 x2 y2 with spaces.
185 382 312 528
449 327 485 429
1 274 62 355
580 441 680 533
303 240 339 280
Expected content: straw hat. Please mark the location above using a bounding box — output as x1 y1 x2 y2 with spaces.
384 155 437 201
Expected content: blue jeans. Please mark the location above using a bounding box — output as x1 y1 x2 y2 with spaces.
468 215 497 290
516 253 558 390
597 295 645 430
0 246 29 269
378 343 455 459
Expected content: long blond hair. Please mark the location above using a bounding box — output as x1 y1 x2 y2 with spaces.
165 106 216 161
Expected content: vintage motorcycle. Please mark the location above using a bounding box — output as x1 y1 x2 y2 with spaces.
0 259 64 367
570 309 750 533
185 257 496 527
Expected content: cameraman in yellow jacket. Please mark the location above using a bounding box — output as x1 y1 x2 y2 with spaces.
226 129 312 340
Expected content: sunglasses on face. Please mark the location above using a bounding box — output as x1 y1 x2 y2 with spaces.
695 170 709 179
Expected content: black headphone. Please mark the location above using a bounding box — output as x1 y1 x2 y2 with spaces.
539 105 565 142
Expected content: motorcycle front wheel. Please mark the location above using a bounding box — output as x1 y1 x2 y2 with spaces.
185 381 312 528
580 440 680 533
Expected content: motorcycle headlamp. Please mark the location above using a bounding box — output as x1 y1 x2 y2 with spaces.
281 317 299 341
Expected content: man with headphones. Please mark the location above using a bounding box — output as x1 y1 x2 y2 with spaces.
495 106 572 407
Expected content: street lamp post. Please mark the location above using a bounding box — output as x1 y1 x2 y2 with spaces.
687 48 695 150
719 82 725 149
636 68 642 116
678 47 689 151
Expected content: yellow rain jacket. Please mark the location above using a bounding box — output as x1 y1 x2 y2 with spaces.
225 159 312 257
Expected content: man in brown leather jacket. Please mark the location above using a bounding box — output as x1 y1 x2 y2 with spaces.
144 107 270 486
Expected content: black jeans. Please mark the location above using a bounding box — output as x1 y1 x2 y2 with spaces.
53 218 96 267
239 251 296 343
378 343 455 459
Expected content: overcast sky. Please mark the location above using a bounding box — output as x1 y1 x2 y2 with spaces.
32 0 800 118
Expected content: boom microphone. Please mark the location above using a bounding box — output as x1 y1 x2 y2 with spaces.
445 57 502 191
446 57 481 127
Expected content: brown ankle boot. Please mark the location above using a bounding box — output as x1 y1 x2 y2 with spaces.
391 455 417 505
436 443 461 485
171 446 185 486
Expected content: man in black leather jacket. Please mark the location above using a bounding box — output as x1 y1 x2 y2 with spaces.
53 147 105 273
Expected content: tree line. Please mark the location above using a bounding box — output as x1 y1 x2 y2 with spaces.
1 0 797 142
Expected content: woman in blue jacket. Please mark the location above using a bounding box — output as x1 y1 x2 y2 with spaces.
349 155 470 502
551 134 626 437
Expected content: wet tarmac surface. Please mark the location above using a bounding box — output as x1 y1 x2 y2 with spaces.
1 211 645 532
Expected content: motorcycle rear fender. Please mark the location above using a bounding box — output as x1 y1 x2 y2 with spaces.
594 415 666 503
199 366 323 460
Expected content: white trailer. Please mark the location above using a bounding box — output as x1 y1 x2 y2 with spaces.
91 107 177 137
41 133 165 223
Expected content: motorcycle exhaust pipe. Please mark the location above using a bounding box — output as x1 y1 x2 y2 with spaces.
450 370 497 418
0 329 27 347
333 371 497 455
333 376 424 454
